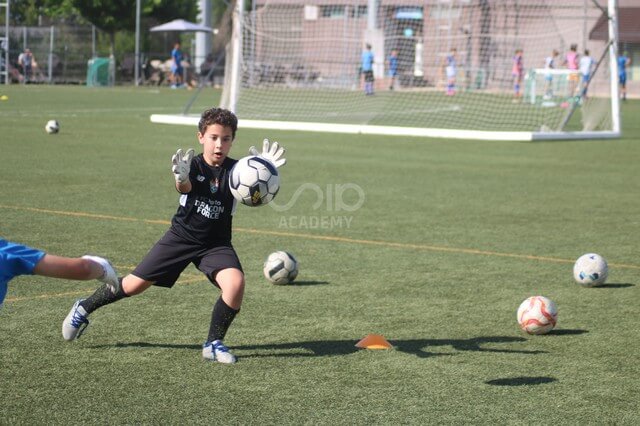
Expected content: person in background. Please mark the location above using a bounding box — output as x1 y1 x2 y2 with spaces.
579 49 595 99
618 51 631 101
443 47 457 96
170 42 184 88
18 48 33 83
543 49 559 99
387 49 399 91
512 49 524 101
361 44 375 96
563 43 580 97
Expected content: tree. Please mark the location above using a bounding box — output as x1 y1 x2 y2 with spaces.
71 0 197 56
6 0 77 25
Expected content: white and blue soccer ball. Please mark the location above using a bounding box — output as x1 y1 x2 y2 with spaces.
45 119 60 134
229 156 279 207
263 251 298 285
573 253 608 287
517 296 558 335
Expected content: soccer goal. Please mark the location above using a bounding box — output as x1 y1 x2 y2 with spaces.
152 0 621 141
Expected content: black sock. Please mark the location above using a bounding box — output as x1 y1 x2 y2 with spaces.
207 297 239 343
80 278 128 314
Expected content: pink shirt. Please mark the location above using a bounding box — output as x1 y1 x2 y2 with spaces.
512 55 523 76
565 52 578 70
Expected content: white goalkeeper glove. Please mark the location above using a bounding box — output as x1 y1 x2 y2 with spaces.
248 138 287 168
171 148 194 184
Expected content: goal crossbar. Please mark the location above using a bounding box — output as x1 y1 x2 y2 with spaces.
150 114 619 141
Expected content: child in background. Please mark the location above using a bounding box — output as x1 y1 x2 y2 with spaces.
512 49 524 101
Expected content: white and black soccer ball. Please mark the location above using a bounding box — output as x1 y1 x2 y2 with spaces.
45 119 60 134
263 251 298 285
229 156 279 207
573 253 608 287
517 296 558 335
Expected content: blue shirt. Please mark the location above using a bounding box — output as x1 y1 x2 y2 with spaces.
388 55 398 75
361 50 374 72
618 55 629 77
446 55 456 69
0 239 46 306
171 48 183 71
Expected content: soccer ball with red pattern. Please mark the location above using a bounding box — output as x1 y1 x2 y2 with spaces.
229 156 280 207
517 296 558 335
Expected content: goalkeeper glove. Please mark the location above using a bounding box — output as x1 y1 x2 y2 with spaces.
248 138 287 168
171 148 195 184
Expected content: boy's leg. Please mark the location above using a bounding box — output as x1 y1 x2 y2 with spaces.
202 268 244 364
62 230 191 341
61 275 142 341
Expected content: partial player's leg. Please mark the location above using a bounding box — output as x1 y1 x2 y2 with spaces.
34 254 118 290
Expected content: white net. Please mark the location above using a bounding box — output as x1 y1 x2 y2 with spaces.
220 0 619 139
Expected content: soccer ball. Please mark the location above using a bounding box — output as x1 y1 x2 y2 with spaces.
517 296 558 335
573 253 608 287
45 120 60 134
229 156 279 207
263 251 298 285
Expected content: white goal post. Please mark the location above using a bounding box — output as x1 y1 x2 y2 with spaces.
153 0 621 141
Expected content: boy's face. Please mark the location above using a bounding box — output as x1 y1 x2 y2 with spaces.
198 123 234 166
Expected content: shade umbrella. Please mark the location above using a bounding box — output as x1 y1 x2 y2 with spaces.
150 19 212 33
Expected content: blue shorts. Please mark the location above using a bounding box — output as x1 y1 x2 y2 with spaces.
0 239 46 306
619 74 626 86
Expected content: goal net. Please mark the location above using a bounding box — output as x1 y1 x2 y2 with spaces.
162 0 622 141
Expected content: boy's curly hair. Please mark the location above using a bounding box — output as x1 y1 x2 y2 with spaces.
198 108 238 139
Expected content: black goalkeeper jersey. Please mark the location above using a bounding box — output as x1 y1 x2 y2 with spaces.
170 154 238 245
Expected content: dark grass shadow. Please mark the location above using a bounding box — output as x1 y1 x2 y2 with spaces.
231 336 547 359
91 336 544 358
546 329 588 336
289 280 329 286
91 342 201 350
591 283 635 289
485 376 556 386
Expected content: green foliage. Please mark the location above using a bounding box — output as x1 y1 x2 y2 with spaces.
70 0 198 34
5 0 77 25
0 86 638 424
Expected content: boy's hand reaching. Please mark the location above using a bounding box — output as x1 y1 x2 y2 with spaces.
249 138 286 168
171 148 194 183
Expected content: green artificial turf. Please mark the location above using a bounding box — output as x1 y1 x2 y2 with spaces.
0 85 638 424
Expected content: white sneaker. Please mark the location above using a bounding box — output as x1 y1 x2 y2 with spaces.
202 340 237 364
62 300 90 341
82 255 118 293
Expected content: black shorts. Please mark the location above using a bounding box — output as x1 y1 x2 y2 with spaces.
363 70 374 83
132 229 243 288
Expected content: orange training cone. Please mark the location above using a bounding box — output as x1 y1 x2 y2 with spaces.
355 334 393 350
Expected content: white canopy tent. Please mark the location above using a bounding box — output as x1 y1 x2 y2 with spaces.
149 19 212 33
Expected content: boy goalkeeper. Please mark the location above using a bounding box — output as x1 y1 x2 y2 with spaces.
62 108 286 364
